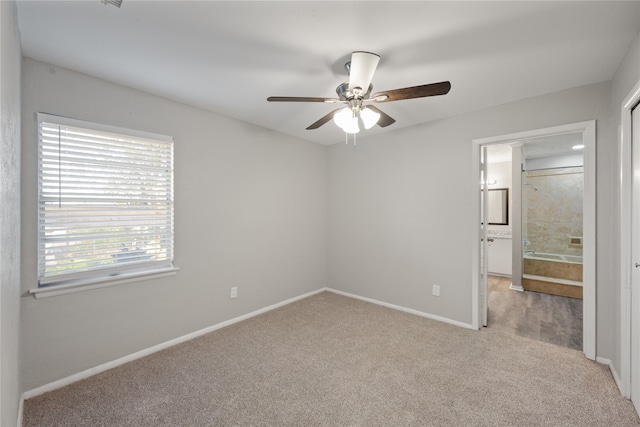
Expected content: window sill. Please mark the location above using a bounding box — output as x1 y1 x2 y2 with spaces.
29 267 180 299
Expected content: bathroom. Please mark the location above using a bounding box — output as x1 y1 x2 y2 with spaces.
485 132 584 350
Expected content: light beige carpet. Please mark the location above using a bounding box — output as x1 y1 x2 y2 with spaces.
23 291 640 426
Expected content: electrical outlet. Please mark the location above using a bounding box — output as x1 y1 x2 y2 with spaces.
432 285 440 297
230 286 238 299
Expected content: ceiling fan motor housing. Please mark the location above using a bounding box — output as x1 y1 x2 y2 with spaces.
336 82 373 102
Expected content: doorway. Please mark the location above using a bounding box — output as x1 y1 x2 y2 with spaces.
471 121 596 360
485 140 584 351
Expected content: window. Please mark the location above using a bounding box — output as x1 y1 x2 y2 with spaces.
37 113 175 290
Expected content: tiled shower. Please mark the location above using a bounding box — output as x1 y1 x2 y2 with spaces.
522 166 584 298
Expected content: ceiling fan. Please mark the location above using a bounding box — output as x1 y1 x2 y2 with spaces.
267 51 451 135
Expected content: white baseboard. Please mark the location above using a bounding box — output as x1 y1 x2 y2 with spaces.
23 287 327 400
489 273 512 278
17 394 24 427
509 283 524 292
596 356 624 397
326 288 475 330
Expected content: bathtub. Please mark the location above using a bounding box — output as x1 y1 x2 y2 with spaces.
524 252 583 264
523 252 583 299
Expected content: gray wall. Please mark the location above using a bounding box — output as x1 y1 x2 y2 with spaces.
611 27 640 384
327 82 613 351
21 58 328 391
1 1 22 425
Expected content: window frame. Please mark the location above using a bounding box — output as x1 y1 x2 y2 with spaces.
31 113 178 298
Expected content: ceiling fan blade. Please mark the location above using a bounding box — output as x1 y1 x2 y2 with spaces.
267 96 339 103
306 109 341 130
372 81 451 103
365 105 396 128
348 51 380 93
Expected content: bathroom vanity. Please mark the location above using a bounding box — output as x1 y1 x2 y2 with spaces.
487 231 512 276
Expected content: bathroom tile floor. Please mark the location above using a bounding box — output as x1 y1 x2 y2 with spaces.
487 275 583 351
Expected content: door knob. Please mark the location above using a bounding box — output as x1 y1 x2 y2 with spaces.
636 263 640 268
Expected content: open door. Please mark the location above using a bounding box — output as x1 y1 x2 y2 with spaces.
480 146 489 327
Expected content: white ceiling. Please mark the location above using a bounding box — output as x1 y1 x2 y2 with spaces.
487 131 584 163
521 132 584 159
16 1 640 146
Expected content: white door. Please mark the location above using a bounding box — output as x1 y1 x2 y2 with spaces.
481 146 489 327
631 107 640 413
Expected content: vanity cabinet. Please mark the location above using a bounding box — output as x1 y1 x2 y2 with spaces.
488 237 512 276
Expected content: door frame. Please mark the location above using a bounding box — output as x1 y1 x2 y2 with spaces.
481 146 489 327
471 121 596 361
620 79 640 399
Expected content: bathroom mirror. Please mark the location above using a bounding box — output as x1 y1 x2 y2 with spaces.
488 188 509 225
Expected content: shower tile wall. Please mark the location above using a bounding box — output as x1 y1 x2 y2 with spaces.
524 167 583 256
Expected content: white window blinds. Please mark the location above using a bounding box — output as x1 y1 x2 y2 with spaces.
37 113 174 287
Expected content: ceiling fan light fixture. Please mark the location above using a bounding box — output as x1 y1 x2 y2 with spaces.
333 108 352 128
333 108 360 134
267 51 451 139
342 117 360 134
360 107 381 129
